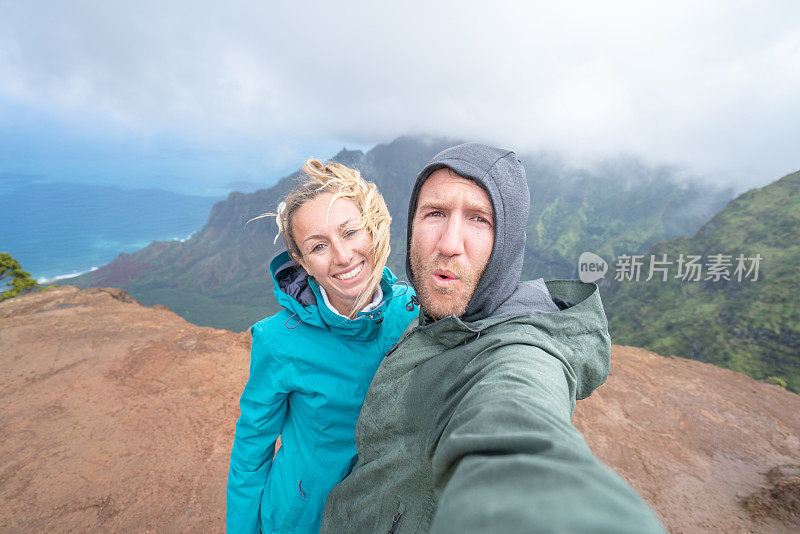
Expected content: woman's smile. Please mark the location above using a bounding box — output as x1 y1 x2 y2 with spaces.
333 261 365 281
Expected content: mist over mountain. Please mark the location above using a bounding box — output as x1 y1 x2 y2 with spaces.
71 136 732 331
522 153 732 281
605 170 800 391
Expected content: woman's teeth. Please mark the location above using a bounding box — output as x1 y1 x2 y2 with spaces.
334 262 363 280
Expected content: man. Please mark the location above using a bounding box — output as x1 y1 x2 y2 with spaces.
320 143 664 533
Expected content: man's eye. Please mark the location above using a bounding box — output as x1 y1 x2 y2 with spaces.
426 211 444 218
470 215 492 226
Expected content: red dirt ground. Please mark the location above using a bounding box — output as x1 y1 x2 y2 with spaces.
1 286 798 532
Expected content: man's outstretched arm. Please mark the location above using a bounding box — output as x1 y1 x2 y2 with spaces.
428 344 665 533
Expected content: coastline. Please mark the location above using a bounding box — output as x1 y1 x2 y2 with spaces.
32 232 197 285
37 267 99 285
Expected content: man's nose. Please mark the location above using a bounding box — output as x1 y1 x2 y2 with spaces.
436 217 465 257
331 240 353 265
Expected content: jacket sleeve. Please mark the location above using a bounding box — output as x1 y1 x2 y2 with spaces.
226 322 292 534
428 343 665 533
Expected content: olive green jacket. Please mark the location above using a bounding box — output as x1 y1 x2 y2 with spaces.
320 280 664 533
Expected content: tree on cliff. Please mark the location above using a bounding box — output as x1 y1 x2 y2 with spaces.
1 252 42 301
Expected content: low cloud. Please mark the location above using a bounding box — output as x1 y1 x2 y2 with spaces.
1 1 798 188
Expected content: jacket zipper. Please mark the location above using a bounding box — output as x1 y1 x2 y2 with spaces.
385 297 423 357
387 502 405 534
385 326 419 357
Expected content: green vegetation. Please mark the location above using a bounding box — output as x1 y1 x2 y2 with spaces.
130 287 278 332
605 171 800 392
764 376 788 389
1 252 44 301
522 162 727 281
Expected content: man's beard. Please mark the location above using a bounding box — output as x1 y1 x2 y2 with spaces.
409 248 486 320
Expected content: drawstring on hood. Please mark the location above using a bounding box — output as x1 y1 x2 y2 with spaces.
406 143 559 322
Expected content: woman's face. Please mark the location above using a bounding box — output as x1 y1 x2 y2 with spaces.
291 193 375 316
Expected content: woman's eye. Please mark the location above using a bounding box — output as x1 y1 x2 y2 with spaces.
343 228 360 238
310 243 325 253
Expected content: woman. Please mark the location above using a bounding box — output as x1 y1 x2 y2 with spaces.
226 159 417 533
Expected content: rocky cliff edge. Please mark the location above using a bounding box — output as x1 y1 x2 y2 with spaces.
1 287 798 532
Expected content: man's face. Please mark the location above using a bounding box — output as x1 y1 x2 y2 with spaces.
410 168 494 319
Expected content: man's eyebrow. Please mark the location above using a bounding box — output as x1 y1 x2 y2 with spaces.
416 200 445 212
465 201 494 217
417 200 494 218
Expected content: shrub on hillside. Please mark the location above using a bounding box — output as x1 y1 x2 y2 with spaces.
1 252 43 301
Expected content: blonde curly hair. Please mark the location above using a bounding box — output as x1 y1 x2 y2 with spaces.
255 158 391 318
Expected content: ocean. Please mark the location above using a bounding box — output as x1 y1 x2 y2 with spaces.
0 182 221 282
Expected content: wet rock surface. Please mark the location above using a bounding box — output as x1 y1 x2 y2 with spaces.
573 346 800 533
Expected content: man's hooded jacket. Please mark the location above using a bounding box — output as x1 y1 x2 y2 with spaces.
320 143 665 533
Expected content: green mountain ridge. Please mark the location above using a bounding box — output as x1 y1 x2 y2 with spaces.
604 170 800 391
72 136 732 332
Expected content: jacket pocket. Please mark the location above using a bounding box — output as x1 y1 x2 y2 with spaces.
379 494 427 533
279 478 314 532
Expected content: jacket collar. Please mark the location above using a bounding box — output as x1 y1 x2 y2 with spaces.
270 251 406 338
416 279 605 348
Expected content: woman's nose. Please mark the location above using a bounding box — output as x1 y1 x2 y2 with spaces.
331 240 353 264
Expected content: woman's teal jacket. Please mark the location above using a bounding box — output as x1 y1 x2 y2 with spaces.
226 251 417 533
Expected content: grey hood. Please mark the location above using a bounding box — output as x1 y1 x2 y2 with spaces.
406 143 559 322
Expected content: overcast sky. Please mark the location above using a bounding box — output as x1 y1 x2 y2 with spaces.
1 0 799 195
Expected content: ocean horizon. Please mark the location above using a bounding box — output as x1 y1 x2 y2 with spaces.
1 182 221 282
